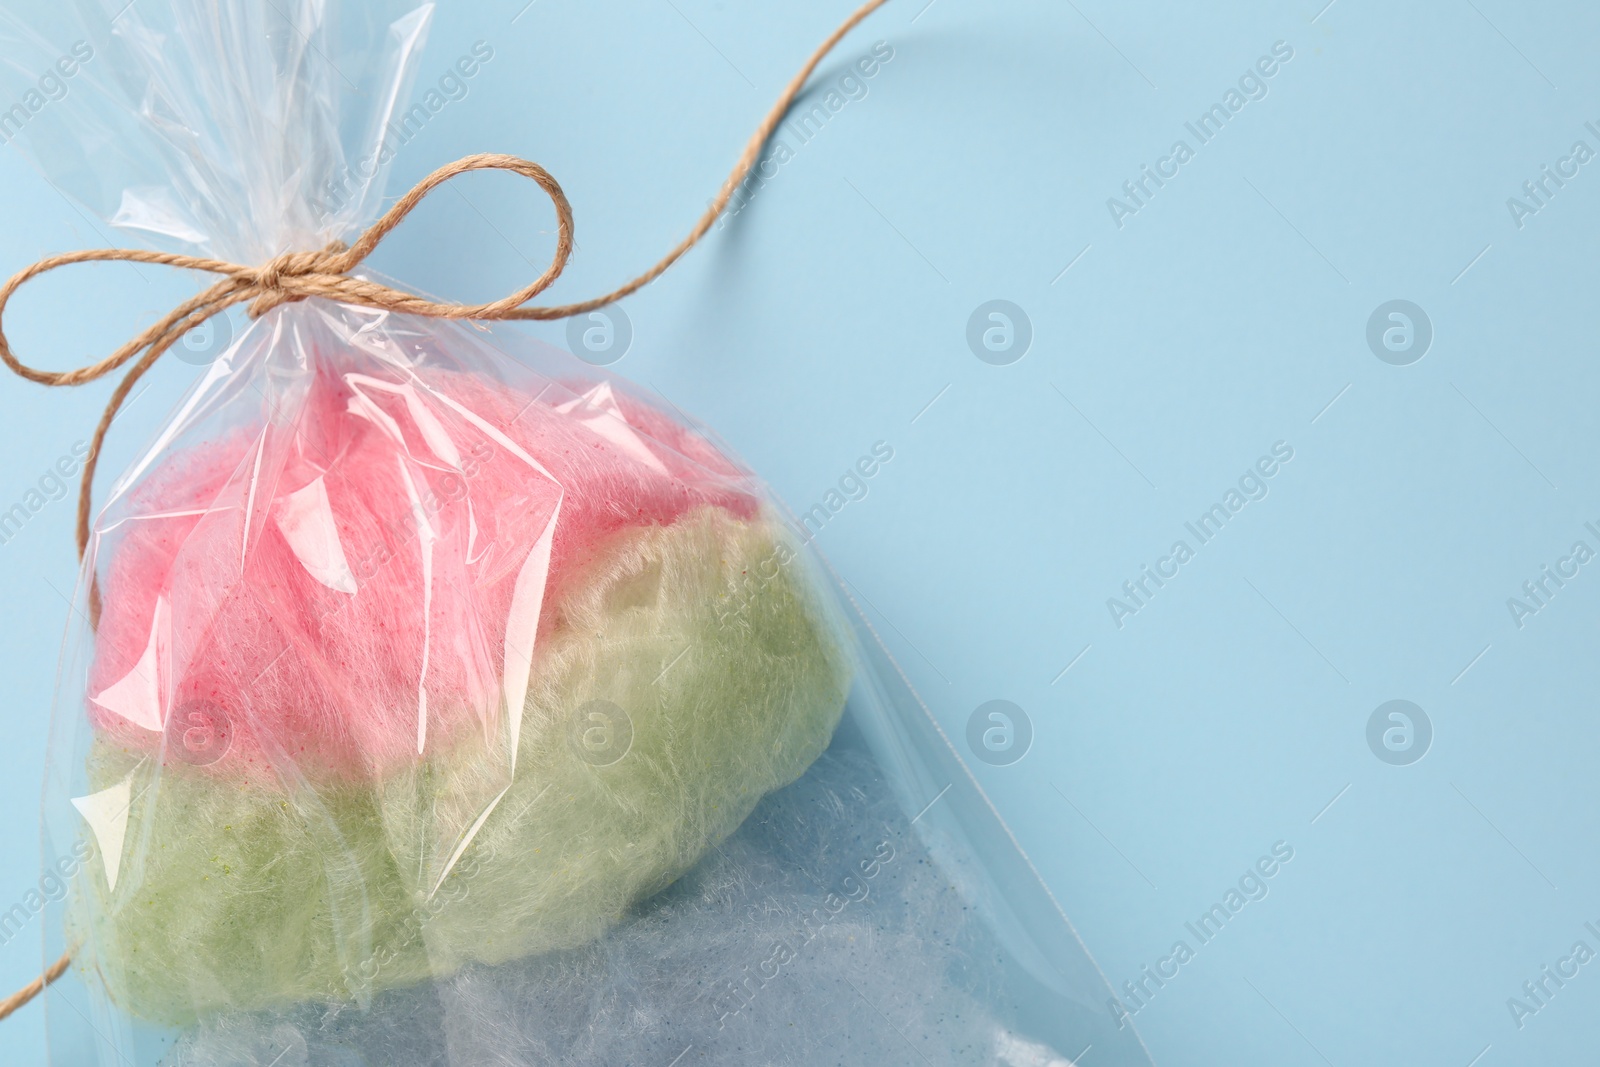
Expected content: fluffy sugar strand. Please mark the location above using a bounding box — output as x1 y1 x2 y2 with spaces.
71 509 849 1024
87 367 758 783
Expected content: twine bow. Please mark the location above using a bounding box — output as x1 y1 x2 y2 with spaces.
0 0 890 1022
0 153 588 562
1 0 889 562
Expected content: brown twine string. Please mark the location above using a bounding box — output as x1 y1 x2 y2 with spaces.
0 0 890 1021
0 951 71 1021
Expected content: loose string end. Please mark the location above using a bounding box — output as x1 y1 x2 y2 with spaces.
0 0 893 1021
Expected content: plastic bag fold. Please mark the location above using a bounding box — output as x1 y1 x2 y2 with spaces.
0 0 1157 1063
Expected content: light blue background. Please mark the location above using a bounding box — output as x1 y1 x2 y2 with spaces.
1 0 1597 1063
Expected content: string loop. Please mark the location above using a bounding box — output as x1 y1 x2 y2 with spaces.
0 0 891 1020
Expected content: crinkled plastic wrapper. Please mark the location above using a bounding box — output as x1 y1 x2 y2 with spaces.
1 1 1155 1064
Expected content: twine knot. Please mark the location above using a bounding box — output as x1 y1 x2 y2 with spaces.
0 153 592 562
0 0 892 570
0 0 891 1023
247 241 352 317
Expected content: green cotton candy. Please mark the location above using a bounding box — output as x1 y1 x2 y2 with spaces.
69 507 850 1025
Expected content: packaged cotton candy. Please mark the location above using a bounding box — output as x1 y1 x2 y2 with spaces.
72 335 850 1024
0 0 1156 1064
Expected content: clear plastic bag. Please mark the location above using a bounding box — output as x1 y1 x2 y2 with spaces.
0 1 1156 1064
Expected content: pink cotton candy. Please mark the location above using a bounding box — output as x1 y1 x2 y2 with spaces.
85 354 758 784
